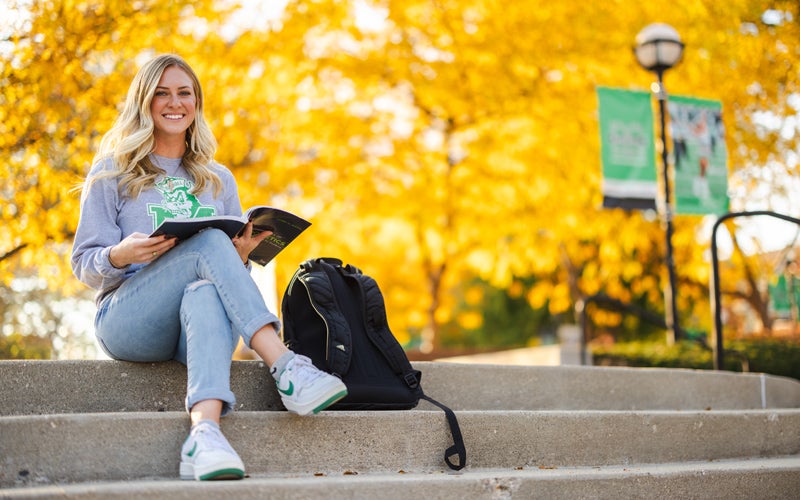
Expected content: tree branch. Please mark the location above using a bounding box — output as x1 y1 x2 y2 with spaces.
0 243 28 263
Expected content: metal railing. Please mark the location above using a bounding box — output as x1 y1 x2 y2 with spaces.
710 210 800 370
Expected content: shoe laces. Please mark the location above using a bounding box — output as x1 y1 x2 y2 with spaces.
286 354 327 387
192 423 236 455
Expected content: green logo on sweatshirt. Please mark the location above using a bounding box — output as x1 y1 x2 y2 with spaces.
147 176 215 228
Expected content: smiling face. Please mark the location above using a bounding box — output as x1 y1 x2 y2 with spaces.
150 65 197 150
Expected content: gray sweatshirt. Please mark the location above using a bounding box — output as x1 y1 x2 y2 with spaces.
71 154 242 301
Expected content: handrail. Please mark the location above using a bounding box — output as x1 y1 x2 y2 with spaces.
710 211 800 370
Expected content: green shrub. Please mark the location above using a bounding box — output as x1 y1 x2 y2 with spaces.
592 338 800 380
727 339 800 380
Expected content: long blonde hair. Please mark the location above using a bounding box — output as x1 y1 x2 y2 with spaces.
90 54 222 198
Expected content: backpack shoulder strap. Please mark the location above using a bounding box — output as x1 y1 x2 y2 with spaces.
296 258 352 375
352 269 422 390
340 265 467 471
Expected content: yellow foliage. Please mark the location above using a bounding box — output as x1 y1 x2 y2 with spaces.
463 284 484 306
507 280 524 299
526 282 552 310
548 282 573 316
3 0 800 353
456 311 483 330
433 306 451 325
593 309 623 328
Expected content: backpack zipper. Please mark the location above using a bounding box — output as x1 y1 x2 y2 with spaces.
299 276 332 362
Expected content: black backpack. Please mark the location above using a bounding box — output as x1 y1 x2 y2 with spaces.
281 257 467 471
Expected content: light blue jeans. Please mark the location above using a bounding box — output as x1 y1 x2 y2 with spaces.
94 229 280 415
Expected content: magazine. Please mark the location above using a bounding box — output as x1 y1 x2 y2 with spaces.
150 206 311 266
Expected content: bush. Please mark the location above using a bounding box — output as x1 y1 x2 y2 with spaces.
728 339 800 381
592 338 800 380
0 333 52 359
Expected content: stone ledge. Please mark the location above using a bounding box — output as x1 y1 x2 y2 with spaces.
2 360 799 416
3 457 799 499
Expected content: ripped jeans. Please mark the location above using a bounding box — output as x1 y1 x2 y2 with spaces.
94 229 280 415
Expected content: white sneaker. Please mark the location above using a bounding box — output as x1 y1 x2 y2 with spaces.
179 421 245 481
276 354 348 415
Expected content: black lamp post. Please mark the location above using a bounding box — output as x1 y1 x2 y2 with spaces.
634 23 685 344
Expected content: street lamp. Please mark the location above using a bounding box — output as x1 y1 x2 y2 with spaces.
634 23 684 344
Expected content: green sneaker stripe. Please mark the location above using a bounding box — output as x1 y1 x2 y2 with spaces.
187 442 197 457
199 468 245 481
312 390 348 414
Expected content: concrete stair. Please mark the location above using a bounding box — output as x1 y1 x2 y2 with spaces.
1 360 799 498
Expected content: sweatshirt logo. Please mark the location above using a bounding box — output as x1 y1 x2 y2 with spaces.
147 176 215 229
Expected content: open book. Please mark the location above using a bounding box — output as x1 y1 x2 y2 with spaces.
150 206 311 266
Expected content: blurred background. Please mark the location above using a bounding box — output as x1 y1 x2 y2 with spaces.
1 0 798 378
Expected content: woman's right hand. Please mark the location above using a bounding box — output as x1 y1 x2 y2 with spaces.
108 233 177 268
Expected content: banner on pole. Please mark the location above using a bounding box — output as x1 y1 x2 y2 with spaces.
668 95 729 215
769 274 799 318
597 86 657 210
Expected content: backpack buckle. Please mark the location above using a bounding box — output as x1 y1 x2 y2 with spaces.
404 372 419 389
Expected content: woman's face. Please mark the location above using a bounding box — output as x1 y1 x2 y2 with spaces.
150 66 197 145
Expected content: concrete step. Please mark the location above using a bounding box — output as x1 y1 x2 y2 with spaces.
3 457 799 499
2 360 799 415
2 409 799 487
3 361 799 497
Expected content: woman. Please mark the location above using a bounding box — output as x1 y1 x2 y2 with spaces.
71 54 347 481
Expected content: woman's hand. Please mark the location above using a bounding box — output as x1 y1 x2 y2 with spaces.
108 233 177 268
232 222 273 265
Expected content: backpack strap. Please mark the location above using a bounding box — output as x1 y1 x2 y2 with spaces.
354 270 423 392
420 394 467 471
339 265 467 472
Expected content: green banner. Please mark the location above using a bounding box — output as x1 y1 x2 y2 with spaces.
597 87 657 210
769 274 799 317
668 96 729 215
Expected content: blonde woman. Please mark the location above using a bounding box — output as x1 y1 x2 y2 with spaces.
72 54 347 481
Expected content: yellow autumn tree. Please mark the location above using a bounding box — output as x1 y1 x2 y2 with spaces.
0 0 229 290
2 0 799 356
277 0 800 348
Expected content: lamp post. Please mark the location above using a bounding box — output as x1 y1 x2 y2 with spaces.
634 23 684 344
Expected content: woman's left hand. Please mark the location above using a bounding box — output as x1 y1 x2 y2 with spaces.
232 222 273 265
